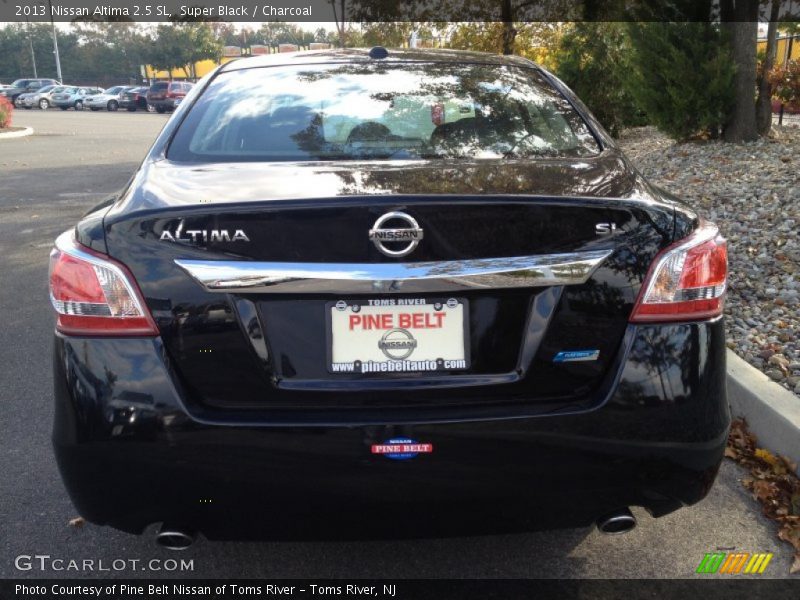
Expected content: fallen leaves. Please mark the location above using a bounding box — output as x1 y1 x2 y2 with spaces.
726 418 800 573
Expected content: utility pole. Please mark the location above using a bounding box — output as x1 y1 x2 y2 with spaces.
25 16 38 77
46 0 63 82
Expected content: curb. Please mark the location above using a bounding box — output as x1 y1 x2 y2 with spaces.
727 349 800 474
0 126 33 139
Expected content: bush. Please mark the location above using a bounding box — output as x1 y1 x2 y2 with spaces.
623 23 735 140
0 95 12 129
553 23 645 137
769 60 800 110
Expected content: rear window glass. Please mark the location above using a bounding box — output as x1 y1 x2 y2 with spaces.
168 62 600 162
151 83 168 91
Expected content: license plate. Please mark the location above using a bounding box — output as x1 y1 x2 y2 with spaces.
328 298 468 374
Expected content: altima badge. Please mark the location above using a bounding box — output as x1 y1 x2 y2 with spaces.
160 221 250 243
368 211 423 257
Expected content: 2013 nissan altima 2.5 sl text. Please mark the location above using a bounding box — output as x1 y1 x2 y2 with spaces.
49 47 729 546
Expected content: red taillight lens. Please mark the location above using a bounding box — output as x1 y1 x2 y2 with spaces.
49 231 158 336
630 221 728 323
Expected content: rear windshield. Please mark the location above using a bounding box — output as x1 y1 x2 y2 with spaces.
168 62 600 162
151 82 168 91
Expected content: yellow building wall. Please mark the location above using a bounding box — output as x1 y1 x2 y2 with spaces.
758 36 800 63
142 57 239 81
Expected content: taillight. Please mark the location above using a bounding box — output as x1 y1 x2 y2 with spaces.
630 221 727 323
49 231 158 336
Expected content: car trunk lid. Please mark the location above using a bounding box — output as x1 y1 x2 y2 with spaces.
100 158 676 421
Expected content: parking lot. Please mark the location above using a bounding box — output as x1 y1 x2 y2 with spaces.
0 109 796 579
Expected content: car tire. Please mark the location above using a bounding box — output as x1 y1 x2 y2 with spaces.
74 100 83 111
156 106 166 114
147 104 156 113
39 99 49 110
108 100 118 112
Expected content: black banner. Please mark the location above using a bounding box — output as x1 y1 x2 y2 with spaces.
2 0 800 23
1 580 799 600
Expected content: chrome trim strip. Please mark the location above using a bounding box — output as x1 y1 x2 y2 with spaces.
175 250 613 294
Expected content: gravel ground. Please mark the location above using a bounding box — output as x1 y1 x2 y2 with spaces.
619 126 800 397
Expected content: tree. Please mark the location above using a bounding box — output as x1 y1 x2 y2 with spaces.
0 23 78 81
182 22 222 79
720 0 760 141
329 0 347 48
554 23 643 137
314 28 336 44
756 0 782 134
147 23 221 81
769 60 800 109
448 22 562 67
625 22 735 140
146 25 188 79
361 23 416 48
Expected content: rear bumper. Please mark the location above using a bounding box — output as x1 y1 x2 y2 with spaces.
52 319 729 539
148 98 176 109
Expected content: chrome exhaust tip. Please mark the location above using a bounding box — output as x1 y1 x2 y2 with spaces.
596 508 637 535
155 526 195 550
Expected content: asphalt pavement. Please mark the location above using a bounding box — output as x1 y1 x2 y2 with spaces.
0 110 796 579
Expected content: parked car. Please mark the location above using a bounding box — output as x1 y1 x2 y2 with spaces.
49 48 729 545
85 86 133 111
17 84 62 109
146 81 193 113
52 86 103 111
120 86 150 111
1 78 59 104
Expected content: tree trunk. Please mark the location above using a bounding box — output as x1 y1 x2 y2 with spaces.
723 16 759 142
756 0 780 135
501 0 516 55
339 0 347 48
331 0 345 48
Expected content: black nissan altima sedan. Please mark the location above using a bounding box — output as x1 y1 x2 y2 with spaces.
50 48 729 547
